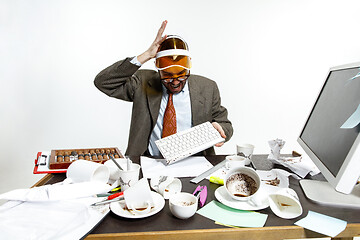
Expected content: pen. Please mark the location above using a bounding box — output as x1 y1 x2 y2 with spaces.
111 186 121 192
119 149 131 171
109 155 123 171
96 193 112 197
91 192 124 206
107 191 124 200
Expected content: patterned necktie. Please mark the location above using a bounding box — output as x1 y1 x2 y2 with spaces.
162 92 177 138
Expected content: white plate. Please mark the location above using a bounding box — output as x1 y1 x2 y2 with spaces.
214 186 269 211
110 191 165 219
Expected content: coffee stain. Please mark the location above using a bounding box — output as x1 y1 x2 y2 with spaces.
233 193 248 197
262 177 280 186
280 203 291 207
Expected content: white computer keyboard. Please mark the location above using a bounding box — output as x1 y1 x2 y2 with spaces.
155 121 224 165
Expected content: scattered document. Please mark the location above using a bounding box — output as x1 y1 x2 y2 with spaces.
267 139 320 178
140 156 213 178
197 200 268 228
257 169 300 188
295 211 347 237
0 199 101 240
341 103 360 129
0 181 112 202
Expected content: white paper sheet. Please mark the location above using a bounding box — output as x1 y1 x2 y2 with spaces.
0 198 109 240
140 156 213 178
0 181 113 202
268 154 320 178
295 211 347 237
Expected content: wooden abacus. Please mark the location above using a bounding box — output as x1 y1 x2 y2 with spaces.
49 147 123 169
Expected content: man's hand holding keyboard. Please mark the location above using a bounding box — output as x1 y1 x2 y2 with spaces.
211 122 226 147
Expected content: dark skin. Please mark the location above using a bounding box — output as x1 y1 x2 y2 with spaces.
136 20 227 146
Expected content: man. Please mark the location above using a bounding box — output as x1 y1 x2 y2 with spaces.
94 20 233 156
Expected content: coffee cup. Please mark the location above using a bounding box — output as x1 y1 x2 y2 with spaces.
150 176 182 199
236 143 255 165
225 167 260 201
268 188 303 219
118 163 141 191
123 178 154 214
104 158 131 181
169 192 198 219
65 160 110 184
225 155 246 169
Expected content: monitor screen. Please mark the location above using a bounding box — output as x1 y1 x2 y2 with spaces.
300 65 360 178
298 62 360 201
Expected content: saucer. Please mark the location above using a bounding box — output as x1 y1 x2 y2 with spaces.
214 186 269 211
110 191 165 219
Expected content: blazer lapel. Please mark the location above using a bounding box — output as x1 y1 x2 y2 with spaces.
188 76 205 126
146 77 163 126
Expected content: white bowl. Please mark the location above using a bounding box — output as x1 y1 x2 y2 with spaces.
169 192 198 219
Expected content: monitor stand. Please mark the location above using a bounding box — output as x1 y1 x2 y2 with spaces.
300 179 360 208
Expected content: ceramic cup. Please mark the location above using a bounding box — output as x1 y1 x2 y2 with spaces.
123 178 154 214
225 155 246 169
236 143 255 165
104 158 130 181
65 160 109 184
225 166 261 202
118 163 141 191
169 192 198 219
150 176 182 199
268 188 303 219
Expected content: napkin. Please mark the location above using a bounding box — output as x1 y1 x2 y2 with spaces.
267 139 320 178
0 181 112 202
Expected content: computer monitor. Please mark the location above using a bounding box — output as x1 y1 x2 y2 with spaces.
297 61 360 208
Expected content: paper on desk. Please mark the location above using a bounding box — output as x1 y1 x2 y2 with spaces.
0 200 89 240
295 211 347 237
140 156 213 178
197 200 268 228
268 154 320 178
60 197 110 240
267 139 320 178
341 103 360 129
257 168 300 194
0 181 112 202
0 197 109 240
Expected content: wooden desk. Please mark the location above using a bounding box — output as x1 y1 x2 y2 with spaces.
33 155 360 240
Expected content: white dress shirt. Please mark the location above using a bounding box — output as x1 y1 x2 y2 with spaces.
148 83 192 156
130 56 192 156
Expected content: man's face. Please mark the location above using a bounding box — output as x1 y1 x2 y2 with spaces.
159 67 190 94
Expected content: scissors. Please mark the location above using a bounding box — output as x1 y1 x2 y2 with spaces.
192 185 207 207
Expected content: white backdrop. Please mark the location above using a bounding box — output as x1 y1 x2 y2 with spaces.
1 0 360 196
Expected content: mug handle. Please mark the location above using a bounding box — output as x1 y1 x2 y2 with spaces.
129 201 152 214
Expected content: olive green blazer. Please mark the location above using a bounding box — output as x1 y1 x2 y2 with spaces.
94 58 233 156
